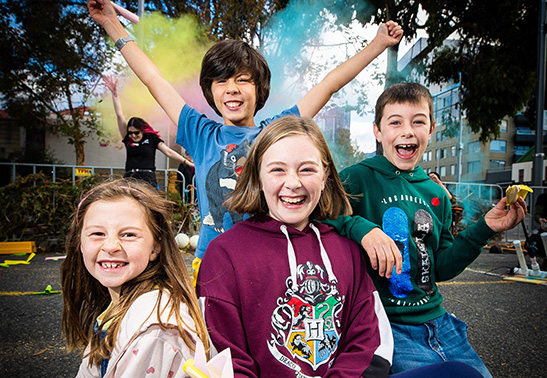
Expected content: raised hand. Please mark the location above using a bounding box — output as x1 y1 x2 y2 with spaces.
376 20 404 48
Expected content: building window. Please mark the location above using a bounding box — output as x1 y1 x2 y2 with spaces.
423 153 428 162
440 166 446 176
428 151 432 161
514 145 530 156
450 164 456 175
436 149 439 160
451 145 456 157
489 160 506 171
490 140 506 152
519 169 525 183
440 148 446 159
436 131 440 142
500 119 508 133
468 141 481 154
467 161 481 173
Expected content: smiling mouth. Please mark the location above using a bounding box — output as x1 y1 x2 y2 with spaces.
100 262 127 269
281 196 305 205
396 144 418 158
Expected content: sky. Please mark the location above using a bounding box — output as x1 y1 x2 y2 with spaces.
304 17 425 153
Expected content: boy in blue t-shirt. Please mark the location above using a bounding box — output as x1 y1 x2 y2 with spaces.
88 0 403 281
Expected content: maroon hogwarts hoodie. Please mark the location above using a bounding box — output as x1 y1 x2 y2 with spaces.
197 215 393 377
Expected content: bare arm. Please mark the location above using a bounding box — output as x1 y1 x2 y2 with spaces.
157 142 194 166
88 0 185 125
297 21 403 118
102 75 128 138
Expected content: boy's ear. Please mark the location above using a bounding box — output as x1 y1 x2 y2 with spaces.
373 123 382 143
428 121 436 139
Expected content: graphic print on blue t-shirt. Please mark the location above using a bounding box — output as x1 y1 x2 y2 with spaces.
413 209 434 294
203 142 249 232
268 260 343 373
382 207 413 298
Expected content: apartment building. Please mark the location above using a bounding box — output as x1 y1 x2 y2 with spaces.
400 38 529 184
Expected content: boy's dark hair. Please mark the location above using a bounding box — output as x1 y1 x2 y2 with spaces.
200 39 271 118
375 82 434 130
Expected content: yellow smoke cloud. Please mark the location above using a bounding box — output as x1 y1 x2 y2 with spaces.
97 12 212 144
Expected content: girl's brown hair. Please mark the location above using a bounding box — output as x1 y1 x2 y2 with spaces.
61 179 208 365
225 116 352 220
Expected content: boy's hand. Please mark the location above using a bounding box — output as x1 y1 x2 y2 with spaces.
375 21 403 48
88 0 117 27
361 228 403 278
485 197 527 232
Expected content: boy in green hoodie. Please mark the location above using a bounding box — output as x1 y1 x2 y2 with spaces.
326 82 526 377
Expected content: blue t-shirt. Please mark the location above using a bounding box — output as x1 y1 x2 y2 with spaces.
176 105 300 259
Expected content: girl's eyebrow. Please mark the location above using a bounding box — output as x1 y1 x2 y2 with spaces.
264 160 320 167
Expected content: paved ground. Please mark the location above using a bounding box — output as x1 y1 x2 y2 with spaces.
0 248 545 377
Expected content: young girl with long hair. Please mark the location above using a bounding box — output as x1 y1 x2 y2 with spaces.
61 179 208 377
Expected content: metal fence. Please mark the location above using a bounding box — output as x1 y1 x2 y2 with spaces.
0 162 197 203
3 163 545 243
444 182 547 243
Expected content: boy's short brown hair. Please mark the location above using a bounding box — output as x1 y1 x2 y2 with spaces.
200 39 271 117
375 82 434 130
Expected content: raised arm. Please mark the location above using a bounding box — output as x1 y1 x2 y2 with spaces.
87 0 185 125
157 142 194 167
102 75 128 138
297 21 403 118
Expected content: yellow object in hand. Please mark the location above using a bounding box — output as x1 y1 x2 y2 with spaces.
506 185 533 205
183 359 209 378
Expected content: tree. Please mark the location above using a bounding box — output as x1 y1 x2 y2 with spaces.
329 126 366 171
118 0 290 44
350 0 538 142
0 0 114 165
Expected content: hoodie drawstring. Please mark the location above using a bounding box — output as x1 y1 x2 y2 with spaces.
280 225 299 292
309 223 337 284
280 223 337 292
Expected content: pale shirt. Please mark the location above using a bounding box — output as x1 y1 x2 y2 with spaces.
76 290 197 378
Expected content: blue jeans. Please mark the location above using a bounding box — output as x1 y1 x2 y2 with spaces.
390 361 483 378
391 312 492 378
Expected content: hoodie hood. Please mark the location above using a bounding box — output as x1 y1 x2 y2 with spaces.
246 215 338 292
360 155 430 183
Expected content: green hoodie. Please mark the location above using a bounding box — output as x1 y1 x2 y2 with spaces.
325 155 496 325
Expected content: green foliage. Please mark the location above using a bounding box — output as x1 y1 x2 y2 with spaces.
0 174 99 249
166 191 201 236
125 0 291 43
348 0 538 142
424 0 537 142
0 0 114 165
329 127 366 171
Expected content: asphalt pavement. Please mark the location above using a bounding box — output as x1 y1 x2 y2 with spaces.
0 248 545 378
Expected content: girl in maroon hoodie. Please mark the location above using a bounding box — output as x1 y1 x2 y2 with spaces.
197 116 483 378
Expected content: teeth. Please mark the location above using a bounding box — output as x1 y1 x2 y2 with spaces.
101 262 125 269
281 197 304 204
226 102 242 108
397 144 416 149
